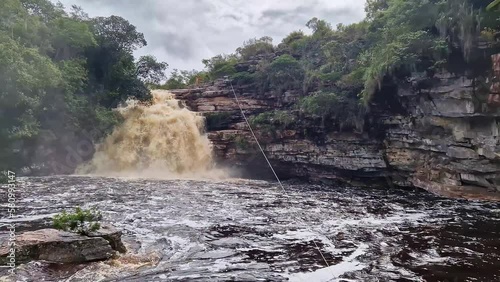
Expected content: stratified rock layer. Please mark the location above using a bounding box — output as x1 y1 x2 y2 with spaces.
173 68 500 199
0 226 126 264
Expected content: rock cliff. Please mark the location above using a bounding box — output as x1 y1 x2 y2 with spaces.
171 58 500 200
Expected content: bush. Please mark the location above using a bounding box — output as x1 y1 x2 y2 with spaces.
53 207 102 235
202 55 238 79
231 71 255 85
234 135 251 150
299 91 363 130
268 54 304 93
236 37 274 60
250 110 295 129
299 92 340 117
361 31 448 103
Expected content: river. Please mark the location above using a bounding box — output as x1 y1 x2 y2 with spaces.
1 175 500 281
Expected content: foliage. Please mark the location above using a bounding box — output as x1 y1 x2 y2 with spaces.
234 135 251 150
202 54 237 79
361 31 448 103
91 15 146 52
250 110 295 129
0 0 165 173
160 69 206 89
211 0 500 132
299 92 340 118
231 71 255 85
248 110 296 138
280 31 305 48
299 91 363 130
306 18 334 38
236 37 274 60
435 0 482 61
136 55 168 85
268 55 304 93
53 207 102 235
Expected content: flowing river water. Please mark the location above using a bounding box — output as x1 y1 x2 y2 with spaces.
2 91 500 281
1 176 500 281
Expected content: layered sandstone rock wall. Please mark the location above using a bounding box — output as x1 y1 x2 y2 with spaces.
171 59 500 199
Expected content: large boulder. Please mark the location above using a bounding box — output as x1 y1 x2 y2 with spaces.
87 224 127 254
0 226 126 264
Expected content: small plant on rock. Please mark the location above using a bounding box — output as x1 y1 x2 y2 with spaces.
53 207 102 236
234 135 251 150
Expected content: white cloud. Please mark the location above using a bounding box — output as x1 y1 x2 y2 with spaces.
55 0 366 71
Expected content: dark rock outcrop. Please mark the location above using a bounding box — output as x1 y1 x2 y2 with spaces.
0 226 126 264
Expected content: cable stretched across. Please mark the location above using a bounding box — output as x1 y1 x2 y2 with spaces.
228 81 333 272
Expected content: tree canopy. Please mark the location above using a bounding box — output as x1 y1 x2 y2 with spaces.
0 0 167 174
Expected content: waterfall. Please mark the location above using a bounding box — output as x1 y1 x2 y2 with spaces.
77 90 224 179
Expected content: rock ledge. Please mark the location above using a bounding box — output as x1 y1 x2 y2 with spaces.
0 225 126 264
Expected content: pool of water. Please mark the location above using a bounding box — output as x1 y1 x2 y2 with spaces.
1 176 499 281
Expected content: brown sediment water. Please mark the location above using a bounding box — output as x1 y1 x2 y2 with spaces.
77 90 226 179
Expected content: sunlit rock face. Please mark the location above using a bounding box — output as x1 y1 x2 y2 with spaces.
171 64 500 198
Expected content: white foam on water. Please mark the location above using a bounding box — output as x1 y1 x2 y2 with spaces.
323 212 427 231
272 228 337 255
286 242 369 282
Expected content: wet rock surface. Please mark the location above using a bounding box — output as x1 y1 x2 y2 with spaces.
0 229 114 264
87 225 127 254
1 176 500 281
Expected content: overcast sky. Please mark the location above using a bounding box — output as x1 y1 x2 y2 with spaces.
55 0 366 72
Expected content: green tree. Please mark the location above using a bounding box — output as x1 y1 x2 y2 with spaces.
202 54 237 79
236 36 274 60
136 55 168 85
306 18 333 38
91 15 147 52
0 0 161 174
268 54 304 93
299 92 340 127
160 69 205 89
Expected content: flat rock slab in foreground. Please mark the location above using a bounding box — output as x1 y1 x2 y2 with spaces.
0 226 126 264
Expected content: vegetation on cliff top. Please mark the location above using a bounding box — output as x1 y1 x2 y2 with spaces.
178 0 500 133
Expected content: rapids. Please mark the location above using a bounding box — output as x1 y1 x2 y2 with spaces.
77 90 224 179
1 176 499 281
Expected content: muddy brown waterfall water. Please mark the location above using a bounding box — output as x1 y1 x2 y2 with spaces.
77 90 224 179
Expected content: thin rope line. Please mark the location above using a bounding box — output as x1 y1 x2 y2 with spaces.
229 81 333 274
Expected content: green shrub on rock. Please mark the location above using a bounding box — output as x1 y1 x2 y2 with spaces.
231 71 255 85
249 110 296 133
53 207 102 236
